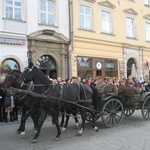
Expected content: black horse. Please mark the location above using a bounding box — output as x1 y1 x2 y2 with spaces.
19 65 100 143
3 70 40 136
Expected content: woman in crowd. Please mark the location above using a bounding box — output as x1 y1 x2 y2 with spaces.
4 88 15 122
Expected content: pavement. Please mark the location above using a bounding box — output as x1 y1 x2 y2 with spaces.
0 110 150 150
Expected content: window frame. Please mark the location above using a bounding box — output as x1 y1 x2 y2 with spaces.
78 4 93 31
39 0 55 26
145 0 150 6
126 16 136 39
100 9 113 34
4 0 23 21
145 21 150 42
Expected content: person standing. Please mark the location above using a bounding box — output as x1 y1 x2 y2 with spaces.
0 77 5 122
4 88 15 122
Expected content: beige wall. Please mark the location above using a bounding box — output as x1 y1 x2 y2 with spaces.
70 0 150 79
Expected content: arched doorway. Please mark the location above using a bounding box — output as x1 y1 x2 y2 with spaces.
127 58 137 77
35 55 57 79
1 59 20 76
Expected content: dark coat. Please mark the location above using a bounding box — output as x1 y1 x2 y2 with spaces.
118 86 140 103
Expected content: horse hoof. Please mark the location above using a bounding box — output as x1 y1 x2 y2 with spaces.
76 132 82 136
34 130 37 134
61 127 66 133
31 139 37 143
16 130 21 134
75 125 79 129
76 128 83 136
56 137 60 141
21 131 26 137
94 127 99 132
59 124 63 127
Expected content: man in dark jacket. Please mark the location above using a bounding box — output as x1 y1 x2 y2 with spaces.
0 77 5 122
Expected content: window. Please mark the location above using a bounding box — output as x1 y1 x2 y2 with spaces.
126 17 136 38
5 0 22 20
79 5 92 30
1 59 20 76
145 0 150 6
146 22 150 41
101 10 112 34
40 0 54 25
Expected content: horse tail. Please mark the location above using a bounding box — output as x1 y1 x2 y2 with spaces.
90 85 100 111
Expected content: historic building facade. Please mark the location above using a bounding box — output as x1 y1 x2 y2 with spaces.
70 0 150 79
0 0 69 79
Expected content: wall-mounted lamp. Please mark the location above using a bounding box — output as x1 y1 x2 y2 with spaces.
74 54 77 62
74 54 77 58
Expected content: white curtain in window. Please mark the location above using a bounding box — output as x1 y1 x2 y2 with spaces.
126 17 135 38
101 11 112 34
5 0 21 20
145 0 149 5
79 5 91 30
40 0 54 25
146 23 150 41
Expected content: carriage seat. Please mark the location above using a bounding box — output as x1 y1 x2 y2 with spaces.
124 94 140 105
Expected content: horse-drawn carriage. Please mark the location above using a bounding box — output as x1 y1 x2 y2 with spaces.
85 88 150 128
3 65 150 143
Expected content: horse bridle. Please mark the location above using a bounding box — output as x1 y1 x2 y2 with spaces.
19 68 32 87
4 74 16 87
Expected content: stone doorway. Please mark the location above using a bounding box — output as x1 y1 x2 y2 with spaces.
35 55 57 79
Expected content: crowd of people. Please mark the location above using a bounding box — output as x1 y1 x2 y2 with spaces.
51 75 149 105
0 74 149 123
0 76 20 123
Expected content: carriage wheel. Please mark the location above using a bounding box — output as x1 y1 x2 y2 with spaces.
124 109 135 117
85 111 101 122
101 99 124 128
141 95 150 120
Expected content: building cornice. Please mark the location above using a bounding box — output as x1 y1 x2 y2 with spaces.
83 0 96 3
98 0 116 9
143 14 150 20
124 8 138 16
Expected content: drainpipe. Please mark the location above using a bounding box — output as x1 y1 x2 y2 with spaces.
67 0 74 78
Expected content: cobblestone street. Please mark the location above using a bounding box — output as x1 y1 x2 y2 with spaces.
0 110 150 150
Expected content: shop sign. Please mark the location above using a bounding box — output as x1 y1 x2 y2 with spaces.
105 63 114 69
77 57 90 68
96 62 102 69
0 37 26 45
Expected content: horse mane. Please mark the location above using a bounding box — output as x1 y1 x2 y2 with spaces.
32 67 52 85
8 69 22 76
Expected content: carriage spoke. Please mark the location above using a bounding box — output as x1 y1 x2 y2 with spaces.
144 110 148 117
113 115 119 124
115 114 122 120
126 110 130 115
111 116 114 125
108 103 112 110
114 104 121 111
104 108 111 113
113 101 118 110
108 115 112 125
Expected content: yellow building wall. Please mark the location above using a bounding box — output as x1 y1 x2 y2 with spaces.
71 0 150 78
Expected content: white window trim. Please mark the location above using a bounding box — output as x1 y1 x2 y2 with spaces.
126 14 136 39
3 0 24 21
145 21 150 42
145 0 150 6
100 6 114 35
39 0 56 26
78 1 93 31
